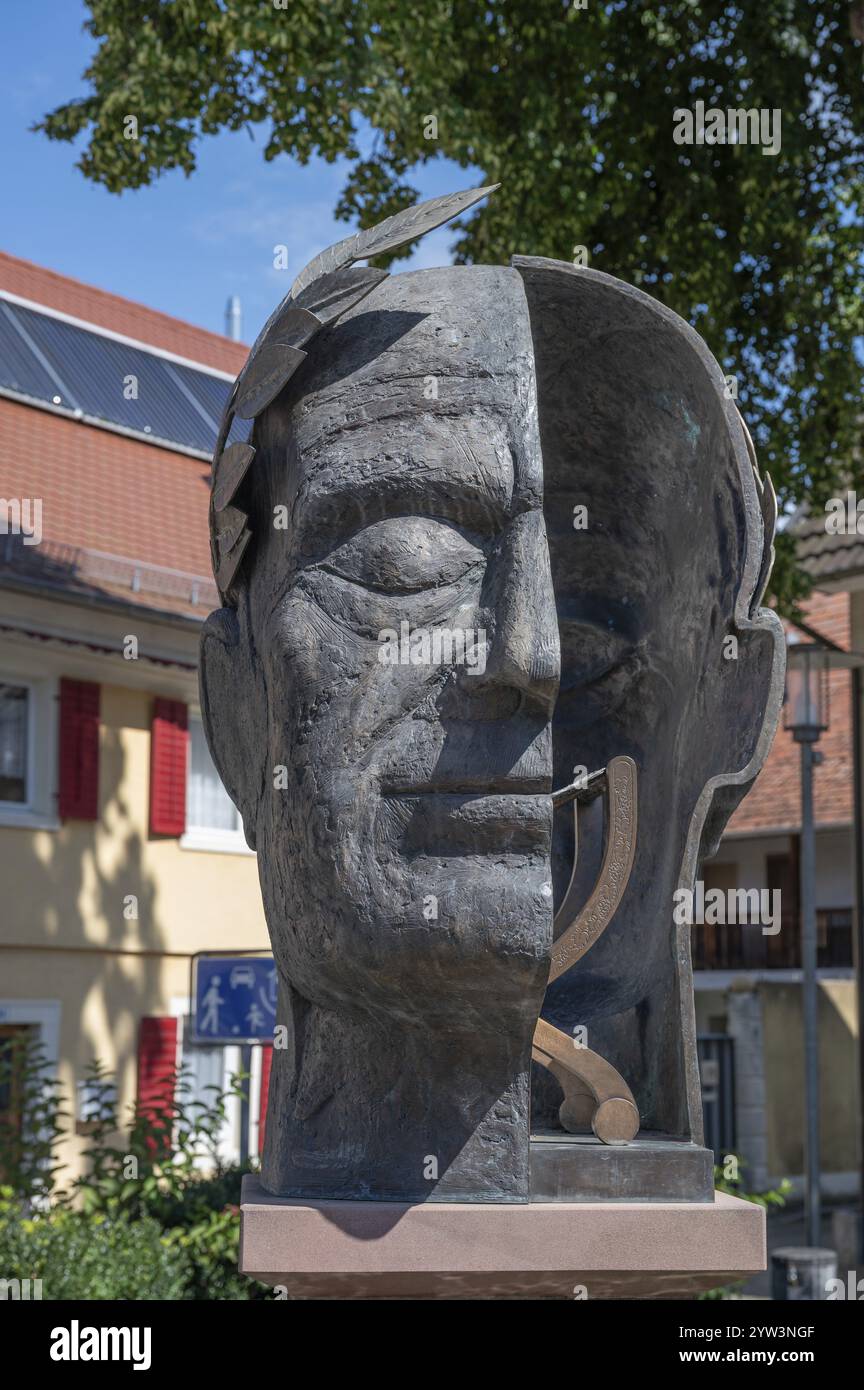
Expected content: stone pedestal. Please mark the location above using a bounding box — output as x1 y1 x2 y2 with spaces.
530 1133 714 1203
240 1175 765 1299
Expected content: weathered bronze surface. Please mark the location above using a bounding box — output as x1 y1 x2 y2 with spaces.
531 757 640 1144
528 1134 715 1204
202 187 784 1203
515 254 785 1149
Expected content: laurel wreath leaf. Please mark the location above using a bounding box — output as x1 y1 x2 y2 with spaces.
289 184 499 300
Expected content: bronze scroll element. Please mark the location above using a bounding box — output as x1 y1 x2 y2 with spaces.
532 756 640 1145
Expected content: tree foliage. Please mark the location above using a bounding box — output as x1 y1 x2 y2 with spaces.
37 1 864 607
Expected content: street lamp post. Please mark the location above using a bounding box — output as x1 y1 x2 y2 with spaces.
784 643 830 1249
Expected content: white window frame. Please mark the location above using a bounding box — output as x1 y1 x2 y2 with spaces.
180 709 252 854
0 669 59 831
0 998 61 1063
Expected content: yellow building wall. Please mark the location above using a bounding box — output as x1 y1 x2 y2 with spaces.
761 979 860 1177
0 680 270 1184
0 683 267 958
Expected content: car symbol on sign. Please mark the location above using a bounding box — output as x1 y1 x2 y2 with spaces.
229 965 256 989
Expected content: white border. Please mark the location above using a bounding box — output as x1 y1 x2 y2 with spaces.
0 666 59 830
0 675 35 811
0 998 61 1065
182 710 250 854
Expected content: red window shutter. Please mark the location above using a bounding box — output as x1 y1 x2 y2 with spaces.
150 698 188 835
137 1016 178 1154
258 1043 273 1156
58 678 100 820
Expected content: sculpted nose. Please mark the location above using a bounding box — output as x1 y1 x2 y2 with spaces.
464 508 560 719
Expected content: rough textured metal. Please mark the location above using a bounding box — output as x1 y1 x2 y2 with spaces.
202 265 558 1202
233 343 310 419
208 183 500 605
211 442 255 513
201 212 784 1205
288 184 499 300
293 266 390 323
512 256 786 1149
529 1135 715 1204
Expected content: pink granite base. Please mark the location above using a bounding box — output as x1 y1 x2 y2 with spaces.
240 1175 766 1300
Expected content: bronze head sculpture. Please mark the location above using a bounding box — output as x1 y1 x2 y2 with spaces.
200 187 784 1203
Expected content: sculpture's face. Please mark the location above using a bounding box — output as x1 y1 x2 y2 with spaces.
202 233 784 1176
245 267 559 1034
516 264 780 1038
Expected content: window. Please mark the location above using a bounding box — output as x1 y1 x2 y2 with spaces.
0 671 58 829
181 714 250 852
178 1017 235 1166
0 683 28 804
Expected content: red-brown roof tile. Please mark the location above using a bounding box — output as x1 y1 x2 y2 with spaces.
0 396 211 585
728 590 853 832
0 250 248 376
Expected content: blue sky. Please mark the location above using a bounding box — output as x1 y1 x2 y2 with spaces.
0 1 476 346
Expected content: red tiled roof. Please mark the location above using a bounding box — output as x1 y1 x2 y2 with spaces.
0 396 212 599
0 253 250 619
796 508 864 584
728 590 853 833
0 251 248 376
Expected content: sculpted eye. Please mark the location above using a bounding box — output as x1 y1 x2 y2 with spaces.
555 623 642 728
317 517 485 594
560 623 636 692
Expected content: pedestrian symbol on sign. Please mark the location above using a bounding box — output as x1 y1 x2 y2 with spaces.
200 976 224 1035
192 955 277 1043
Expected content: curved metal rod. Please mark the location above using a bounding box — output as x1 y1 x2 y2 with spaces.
530 755 640 1144
532 1017 639 1144
548 754 638 984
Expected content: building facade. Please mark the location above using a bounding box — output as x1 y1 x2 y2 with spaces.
694 586 859 1195
0 251 860 1198
0 253 271 1183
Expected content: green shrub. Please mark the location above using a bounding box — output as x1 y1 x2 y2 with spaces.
68 1063 269 1298
164 1200 252 1301
0 1191 189 1300
155 1169 266 1300
0 1049 271 1300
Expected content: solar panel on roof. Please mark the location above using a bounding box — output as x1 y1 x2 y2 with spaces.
0 297 244 459
0 300 70 405
10 303 220 453
167 361 247 446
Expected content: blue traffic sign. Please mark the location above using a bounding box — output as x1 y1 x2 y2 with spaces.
192 955 277 1044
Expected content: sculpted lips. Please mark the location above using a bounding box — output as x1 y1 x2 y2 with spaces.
381 774 551 796
381 778 553 855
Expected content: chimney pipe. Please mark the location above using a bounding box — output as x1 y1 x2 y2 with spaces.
225 295 242 341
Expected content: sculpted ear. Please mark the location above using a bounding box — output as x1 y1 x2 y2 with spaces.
199 605 267 850
696 612 786 859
